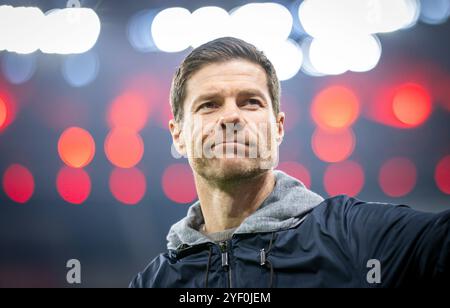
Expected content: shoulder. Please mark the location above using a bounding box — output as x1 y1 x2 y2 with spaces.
129 252 174 288
307 194 449 248
306 194 426 239
310 194 411 222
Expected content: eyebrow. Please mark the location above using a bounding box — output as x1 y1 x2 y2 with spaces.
191 89 268 110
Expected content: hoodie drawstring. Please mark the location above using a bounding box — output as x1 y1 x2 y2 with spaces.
260 232 276 288
204 246 213 288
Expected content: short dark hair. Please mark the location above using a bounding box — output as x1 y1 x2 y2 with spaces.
170 37 281 122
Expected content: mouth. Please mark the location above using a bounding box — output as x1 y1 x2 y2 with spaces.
212 141 250 149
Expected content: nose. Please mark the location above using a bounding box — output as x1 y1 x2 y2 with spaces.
218 101 244 130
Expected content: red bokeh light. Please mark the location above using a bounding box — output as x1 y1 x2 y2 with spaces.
58 127 96 168
277 161 311 188
0 93 17 133
0 98 6 129
121 73 170 130
435 155 450 195
369 82 432 129
379 157 417 197
109 167 147 205
56 167 91 204
104 128 144 168
323 160 365 197
162 163 197 204
311 86 360 130
311 127 355 163
2 164 35 203
107 91 151 132
392 83 432 127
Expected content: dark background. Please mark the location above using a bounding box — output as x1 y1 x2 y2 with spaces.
0 0 449 287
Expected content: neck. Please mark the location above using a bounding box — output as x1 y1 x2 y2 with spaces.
194 170 276 234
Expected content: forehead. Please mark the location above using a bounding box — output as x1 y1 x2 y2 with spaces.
185 59 269 99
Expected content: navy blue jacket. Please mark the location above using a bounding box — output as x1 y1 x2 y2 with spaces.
130 195 450 287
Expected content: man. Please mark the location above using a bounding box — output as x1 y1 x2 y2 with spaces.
130 37 449 288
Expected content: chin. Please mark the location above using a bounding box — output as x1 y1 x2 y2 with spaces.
193 157 265 182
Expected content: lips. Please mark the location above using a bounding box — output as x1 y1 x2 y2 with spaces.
212 141 249 149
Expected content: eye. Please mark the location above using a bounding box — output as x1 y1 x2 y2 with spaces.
244 98 262 107
198 102 218 111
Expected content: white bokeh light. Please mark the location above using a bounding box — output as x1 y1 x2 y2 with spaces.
309 37 348 75
0 5 101 55
230 3 293 48
151 7 192 52
309 34 381 75
300 37 325 77
40 8 101 54
298 0 420 37
190 7 230 48
262 39 303 81
0 6 44 54
345 35 382 72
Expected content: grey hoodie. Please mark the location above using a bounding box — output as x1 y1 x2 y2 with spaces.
167 170 324 250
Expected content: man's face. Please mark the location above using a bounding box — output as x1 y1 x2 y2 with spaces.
169 59 285 182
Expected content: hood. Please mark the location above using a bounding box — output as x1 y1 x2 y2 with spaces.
166 170 324 250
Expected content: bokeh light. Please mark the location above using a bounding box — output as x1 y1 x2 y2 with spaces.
379 157 417 197
56 167 91 205
2 164 35 203
308 34 381 75
0 97 6 129
230 2 293 46
162 163 197 204
0 6 100 54
107 91 151 132
190 6 230 48
435 155 450 195
119 73 167 129
300 37 325 77
0 6 44 54
1 53 36 84
369 82 431 128
277 161 311 188
58 127 96 168
39 7 101 54
104 128 144 168
392 83 432 127
0 93 16 132
62 51 99 87
311 86 360 130
311 127 355 162
262 39 303 81
323 160 365 197
127 9 159 53
148 3 304 80
298 0 419 37
151 7 192 52
109 168 146 205
419 0 450 25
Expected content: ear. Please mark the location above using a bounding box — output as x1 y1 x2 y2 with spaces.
275 112 285 145
169 119 187 156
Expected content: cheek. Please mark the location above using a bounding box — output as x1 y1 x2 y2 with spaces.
182 118 214 150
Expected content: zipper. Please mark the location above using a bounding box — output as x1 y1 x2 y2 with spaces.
219 241 232 288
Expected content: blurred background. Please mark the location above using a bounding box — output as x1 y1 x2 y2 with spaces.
0 0 449 287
